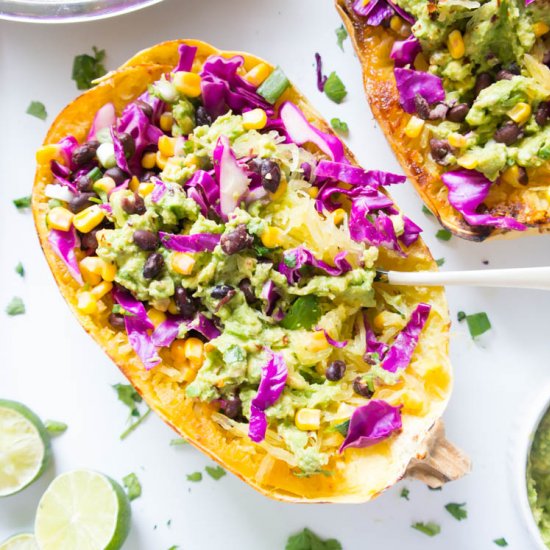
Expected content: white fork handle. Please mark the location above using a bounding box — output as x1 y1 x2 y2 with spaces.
386 267 550 291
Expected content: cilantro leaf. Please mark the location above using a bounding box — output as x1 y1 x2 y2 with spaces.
6 297 25 316
13 196 32 210
335 25 348 51
119 408 151 440
436 258 445 267
281 296 321 330
466 312 491 338
72 47 107 90
411 522 441 537
436 229 452 241
457 311 466 322
494 538 508 547
170 437 188 446
168 547 179 550
15 262 25 277
122 473 142 501
333 419 350 437
44 420 68 436
113 383 142 418
422 205 434 217
187 472 202 482
285 527 342 550
400 487 410 500
445 502 467 521
26 101 47 120
205 465 226 480
324 72 347 103
330 118 349 135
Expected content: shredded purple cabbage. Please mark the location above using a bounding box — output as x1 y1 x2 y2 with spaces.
175 43 197 72
279 246 352 284
57 136 79 169
159 231 221 252
50 160 77 192
87 103 116 141
48 227 82 284
390 35 422 68
248 351 288 443
363 314 389 358
393 68 445 114
340 400 402 451
318 329 348 348
315 160 405 187
152 313 221 348
441 169 527 231
352 0 414 25
261 281 281 316
185 170 221 217
150 178 167 203
314 53 328 92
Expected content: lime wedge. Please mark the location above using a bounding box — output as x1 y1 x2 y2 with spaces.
35 470 131 550
0 399 51 497
0 533 38 550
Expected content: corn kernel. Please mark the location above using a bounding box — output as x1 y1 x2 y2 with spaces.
170 340 187 364
507 102 532 125
159 112 174 133
448 133 468 148
306 186 319 198
447 29 465 59
158 135 176 157
414 53 429 72
333 208 346 225
77 291 98 315
73 205 105 233
457 154 478 170
306 331 331 353
141 151 157 170
181 367 197 383
260 226 284 248
242 108 268 130
36 144 63 166
90 280 113 300
390 15 403 33
156 151 168 170
183 337 204 367
167 299 179 315
330 403 356 426
500 165 523 187
47 206 74 231
295 408 321 431
94 176 116 195
404 116 425 139
129 176 140 193
79 256 117 283
244 63 272 86
148 308 167 328
373 311 403 331
101 261 117 282
270 179 287 200
533 21 550 37
400 390 425 414
172 71 202 98
138 182 155 197
171 252 196 275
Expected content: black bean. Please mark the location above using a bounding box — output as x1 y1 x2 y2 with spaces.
447 103 469 123
428 103 449 121
104 167 128 185
75 174 94 193
174 287 197 319
118 132 135 159
80 230 99 253
121 193 146 215
543 51 550 67
353 376 374 398
414 94 431 120
517 166 529 185
72 141 99 167
429 138 452 164
133 229 159 251
363 353 378 366
535 102 550 127
246 158 262 175
496 69 515 81
260 159 281 193
221 395 242 419
494 121 520 145
69 192 96 213
508 63 521 75
238 278 257 305
211 285 234 299
143 252 164 279
325 360 346 381
135 99 153 119
474 72 493 96
220 224 254 255
195 106 212 127
108 313 126 330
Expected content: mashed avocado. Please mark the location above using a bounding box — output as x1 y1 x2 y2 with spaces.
528 405 550 548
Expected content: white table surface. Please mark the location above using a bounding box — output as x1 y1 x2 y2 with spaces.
1 1 549 548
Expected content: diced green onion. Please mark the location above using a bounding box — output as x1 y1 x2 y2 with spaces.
87 166 103 182
257 66 290 104
466 312 491 338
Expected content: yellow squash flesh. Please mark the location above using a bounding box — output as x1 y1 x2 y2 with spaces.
33 39 452 502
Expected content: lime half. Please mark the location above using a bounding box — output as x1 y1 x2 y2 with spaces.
35 470 131 550
0 399 51 497
0 533 38 550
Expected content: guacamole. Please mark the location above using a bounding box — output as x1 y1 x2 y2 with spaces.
528 405 550 548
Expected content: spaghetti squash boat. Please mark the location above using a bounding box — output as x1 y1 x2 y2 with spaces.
337 0 550 241
33 40 455 502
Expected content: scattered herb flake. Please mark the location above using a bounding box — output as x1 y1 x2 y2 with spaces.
436 258 445 267
436 229 452 241
411 522 441 537
281 295 321 330
330 118 349 135
15 262 25 277
119 408 151 440
335 25 348 50
324 72 347 104
113 383 142 418
187 472 202 482
170 437 188 446
44 420 68 436
445 502 467 521
205 465 226 480
168 547 178 550
26 101 47 120
333 419 350 437
466 312 491 338
422 205 434 217
72 47 107 90
285 528 342 550
122 473 142 501
493 538 508 547
400 487 410 500
6 297 25 316
428 486 442 491
13 196 32 210
457 311 466 322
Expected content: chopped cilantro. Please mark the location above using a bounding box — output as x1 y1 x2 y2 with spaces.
428 486 442 491
168 547 178 550
6 297 25 316
15 262 25 277
113 383 142 418
436 229 452 241
72 47 107 90
170 437 188 446
445 502 467 521
112 304 135 317
324 72 347 104
13 196 32 210
400 487 410 500
493 538 508 547
330 118 349 135
436 258 445 267
466 312 491 338
223 345 246 364
422 205 434 217
457 311 466 322
119 408 151 440
283 253 297 268
285 528 342 550
44 420 68 436
281 295 321 330
187 472 202 482
333 419 350 437
122 473 142 501
335 25 348 50
26 101 47 120
411 522 441 537
205 465 226 480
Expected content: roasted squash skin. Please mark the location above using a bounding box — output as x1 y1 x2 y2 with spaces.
33 39 452 503
337 0 550 242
